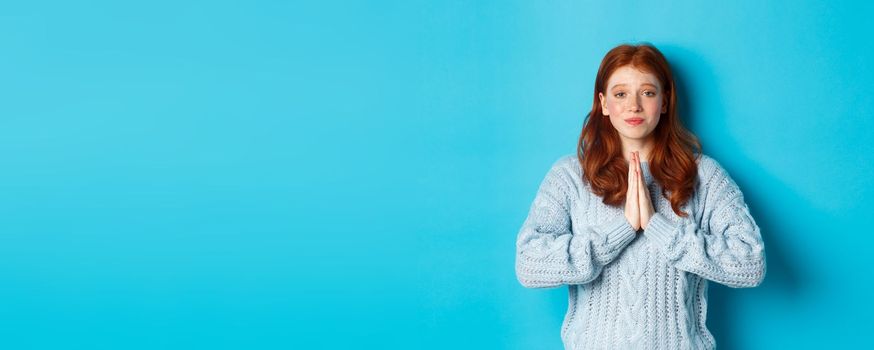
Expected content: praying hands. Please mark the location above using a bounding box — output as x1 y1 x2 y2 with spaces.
625 151 656 231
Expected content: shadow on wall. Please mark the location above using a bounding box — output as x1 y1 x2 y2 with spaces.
663 44 804 350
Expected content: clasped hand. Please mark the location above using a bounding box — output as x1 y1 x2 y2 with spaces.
625 151 655 231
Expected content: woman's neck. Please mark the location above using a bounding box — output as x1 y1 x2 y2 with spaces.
621 138 655 163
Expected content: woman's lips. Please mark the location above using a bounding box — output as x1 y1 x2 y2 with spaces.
625 118 644 126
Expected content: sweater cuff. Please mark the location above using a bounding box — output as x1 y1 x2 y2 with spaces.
643 212 679 249
595 214 637 250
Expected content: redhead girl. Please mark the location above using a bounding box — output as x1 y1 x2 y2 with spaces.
515 43 766 349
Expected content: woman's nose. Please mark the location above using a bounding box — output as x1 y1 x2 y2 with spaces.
627 96 642 112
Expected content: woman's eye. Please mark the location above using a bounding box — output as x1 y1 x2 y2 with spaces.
614 92 626 98
643 91 656 97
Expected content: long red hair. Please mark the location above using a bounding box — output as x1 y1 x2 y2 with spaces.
577 43 702 218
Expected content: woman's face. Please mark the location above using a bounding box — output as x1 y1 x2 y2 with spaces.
598 65 666 144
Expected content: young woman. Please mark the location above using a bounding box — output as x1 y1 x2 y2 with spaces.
515 44 766 349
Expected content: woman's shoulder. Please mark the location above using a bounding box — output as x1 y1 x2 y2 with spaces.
696 153 716 175
553 153 579 167
694 153 739 191
539 153 585 189
548 153 583 177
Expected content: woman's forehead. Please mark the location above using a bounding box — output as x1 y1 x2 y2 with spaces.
607 66 661 88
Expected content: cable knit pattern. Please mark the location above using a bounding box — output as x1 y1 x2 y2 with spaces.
515 153 766 349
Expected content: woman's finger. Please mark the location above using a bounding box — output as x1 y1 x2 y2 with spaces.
631 154 638 202
624 152 638 230
637 155 646 201
636 152 654 230
634 151 641 184
640 166 649 197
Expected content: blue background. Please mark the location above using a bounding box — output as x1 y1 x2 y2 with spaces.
1 1 872 349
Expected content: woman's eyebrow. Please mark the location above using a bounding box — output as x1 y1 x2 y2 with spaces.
610 83 658 90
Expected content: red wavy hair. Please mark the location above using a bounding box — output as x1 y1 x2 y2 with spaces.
577 43 702 218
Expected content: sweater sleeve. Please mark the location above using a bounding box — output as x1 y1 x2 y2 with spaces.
643 161 766 288
515 158 638 289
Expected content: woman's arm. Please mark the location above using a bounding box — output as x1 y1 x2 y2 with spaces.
515 158 638 289
643 160 766 288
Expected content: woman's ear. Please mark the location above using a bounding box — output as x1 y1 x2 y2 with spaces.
598 92 609 116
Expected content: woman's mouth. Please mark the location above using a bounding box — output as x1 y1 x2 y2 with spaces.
625 118 644 126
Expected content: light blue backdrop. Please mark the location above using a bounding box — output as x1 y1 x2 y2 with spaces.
1 1 871 349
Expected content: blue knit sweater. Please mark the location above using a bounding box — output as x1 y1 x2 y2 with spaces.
515 153 766 349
